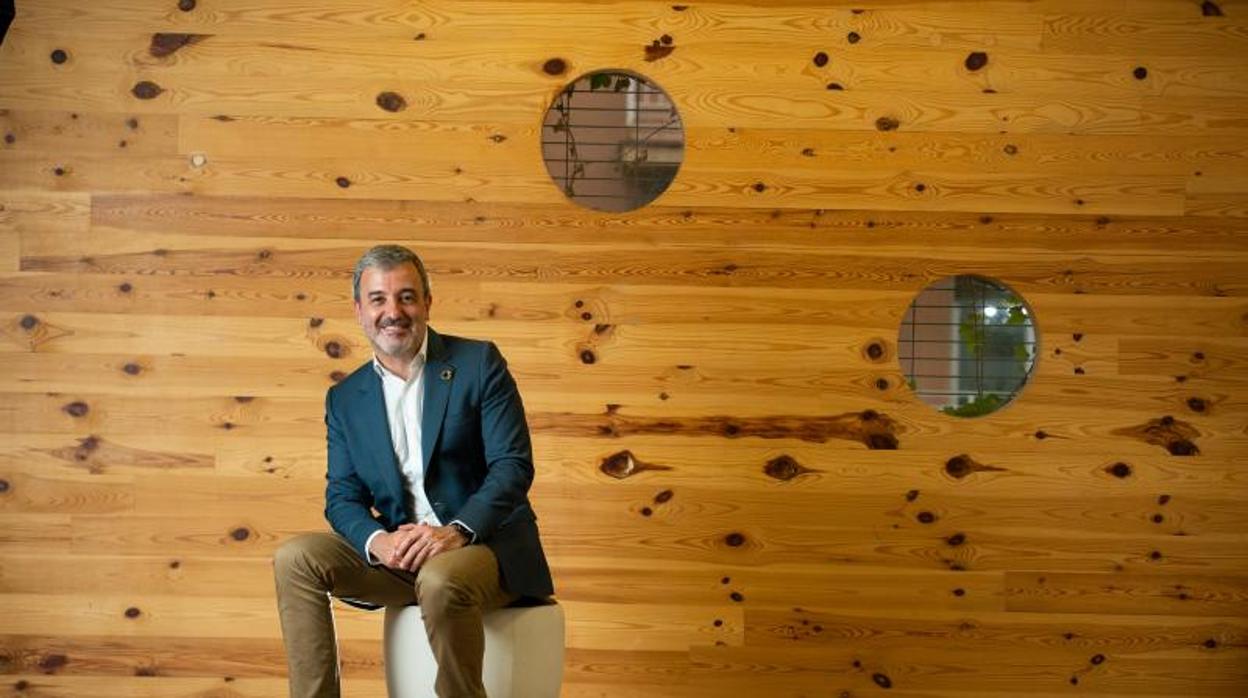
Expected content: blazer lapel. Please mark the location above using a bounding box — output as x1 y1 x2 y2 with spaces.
355 367 406 503
421 328 453 473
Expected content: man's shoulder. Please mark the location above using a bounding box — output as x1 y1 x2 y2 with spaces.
435 331 494 357
326 361 375 402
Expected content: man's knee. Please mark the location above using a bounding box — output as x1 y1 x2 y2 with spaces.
415 559 475 617
273 532 339 585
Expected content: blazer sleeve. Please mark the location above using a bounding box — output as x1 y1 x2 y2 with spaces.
323 387 385 559
452 341 535 540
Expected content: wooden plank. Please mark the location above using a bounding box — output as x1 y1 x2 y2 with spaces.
0 633 383 678
0 677 386 698
7 2 1049 48
0 109 178 157
17 229 1248 296
1042 11 1248 56
84 194 1248 249
0 554 276 597
688 644 1247 696
0 150 1190 215
1005 571 1248 616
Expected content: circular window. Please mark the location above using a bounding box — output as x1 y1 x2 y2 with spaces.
898 275 1037 417
541 70 684 212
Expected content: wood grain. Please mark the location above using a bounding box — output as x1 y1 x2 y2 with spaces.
1 0 1246 696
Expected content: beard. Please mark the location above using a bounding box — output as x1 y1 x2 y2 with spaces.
370 317 420 358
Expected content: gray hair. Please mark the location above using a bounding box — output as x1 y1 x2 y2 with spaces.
352 245 431 301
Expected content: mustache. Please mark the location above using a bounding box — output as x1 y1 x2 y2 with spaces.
378 317 412 329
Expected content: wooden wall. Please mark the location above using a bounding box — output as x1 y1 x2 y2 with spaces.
2 1 1247 696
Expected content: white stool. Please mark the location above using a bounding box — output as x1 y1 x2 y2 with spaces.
383 602 565 698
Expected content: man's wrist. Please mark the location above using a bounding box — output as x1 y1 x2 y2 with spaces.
448 521 474 544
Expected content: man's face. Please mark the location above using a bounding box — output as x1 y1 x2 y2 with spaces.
354 263 431 362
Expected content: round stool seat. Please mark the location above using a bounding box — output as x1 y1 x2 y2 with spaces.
383 602 565 698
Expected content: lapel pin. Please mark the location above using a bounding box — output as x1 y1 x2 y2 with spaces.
440 368 454 381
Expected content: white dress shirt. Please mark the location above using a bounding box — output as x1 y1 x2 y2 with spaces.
363 334 443 563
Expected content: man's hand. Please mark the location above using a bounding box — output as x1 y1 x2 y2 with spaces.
368 523 467 572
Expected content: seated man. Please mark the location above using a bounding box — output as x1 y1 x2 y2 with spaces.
274 244 554 698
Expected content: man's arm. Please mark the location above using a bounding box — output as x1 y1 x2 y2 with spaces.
450 341 535 540
323 388 385 560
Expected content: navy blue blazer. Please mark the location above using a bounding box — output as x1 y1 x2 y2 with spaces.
323 328 554 599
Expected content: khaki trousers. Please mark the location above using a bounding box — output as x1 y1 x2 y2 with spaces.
273 532 518 698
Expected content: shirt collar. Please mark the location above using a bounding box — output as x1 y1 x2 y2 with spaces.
371 330 429 381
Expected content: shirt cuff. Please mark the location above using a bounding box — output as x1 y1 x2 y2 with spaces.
449 519 477 544
364 529 385 565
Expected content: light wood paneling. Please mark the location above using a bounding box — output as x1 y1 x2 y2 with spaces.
1 1 1246 696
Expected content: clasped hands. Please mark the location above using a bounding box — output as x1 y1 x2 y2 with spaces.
369 523 467 572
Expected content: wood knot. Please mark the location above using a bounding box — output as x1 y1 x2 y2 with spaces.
763 454 812 481
917 511 936 524
542 58 567 75
865 433 897 450
229 527 250 541
874 377 889 390
178 0 197 10
946 532 966 546
309 317 323 328
905 489 919 502
872 673 892 689
1003 144 1018 155
1167 439 1198 455
813 51 829 67
323 340 343 358
335 176 350 188
1186 397 1207 413
329 370 346 383
724 532 746 547
864 341 885 360
752 182 766 192
860 409 878 421
579 349 596 364
1133 66 1148 80
1090 654 1105 665
131 81 164 99
653 489 673 504
875 116 899 131
38 653 68 673
729 591 744 602
50 49 68 64
123 363 142 376
1202 1 1224 16
1204 638 1218 648
847 31 861 44
964 51 988 71
375 91 407 112
19 314 38 330
62 401 89 417
1158 494 1171 505
124 607 141 618
1107 462 1132 478
600 450 646 479
645 40 675 61
0 479 9 493
149 33 207 58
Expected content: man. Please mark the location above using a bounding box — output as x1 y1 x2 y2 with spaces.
274 244 554 698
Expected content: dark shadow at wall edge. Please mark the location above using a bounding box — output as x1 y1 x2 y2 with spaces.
0 0 13 47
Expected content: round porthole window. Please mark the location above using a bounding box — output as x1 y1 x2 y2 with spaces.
541 70 684 212
898 275 1038 417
